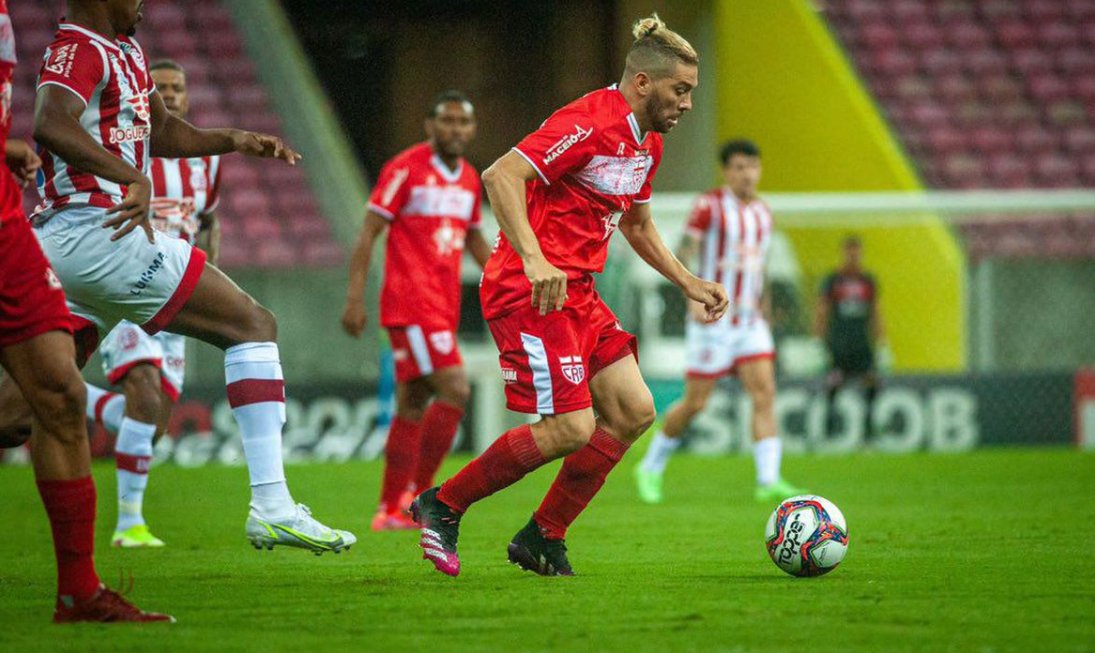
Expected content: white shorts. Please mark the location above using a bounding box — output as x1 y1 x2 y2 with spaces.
685 317 775 379
33 206 206 353
100 320 187 401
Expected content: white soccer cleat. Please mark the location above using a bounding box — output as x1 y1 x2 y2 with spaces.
245 504 357 556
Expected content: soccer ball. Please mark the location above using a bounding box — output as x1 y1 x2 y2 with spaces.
765 495 849 577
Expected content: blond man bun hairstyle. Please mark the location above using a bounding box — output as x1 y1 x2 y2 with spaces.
625 12 698 79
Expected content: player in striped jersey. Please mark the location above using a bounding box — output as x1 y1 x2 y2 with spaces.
85 59 221 548
635 139 806 505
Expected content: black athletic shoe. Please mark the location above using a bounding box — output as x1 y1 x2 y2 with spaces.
410 487 462 577
507 517 575 577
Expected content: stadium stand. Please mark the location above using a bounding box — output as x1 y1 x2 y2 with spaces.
8 0 343 269
825 0 1095 257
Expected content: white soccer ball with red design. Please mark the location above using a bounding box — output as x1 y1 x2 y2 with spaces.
765 495 849 577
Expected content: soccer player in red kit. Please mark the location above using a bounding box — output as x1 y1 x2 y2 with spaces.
0 0 354 559
411 14 728 577
0 0 169 622
342 91 491 531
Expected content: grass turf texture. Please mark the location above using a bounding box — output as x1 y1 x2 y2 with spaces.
0 449 1092 652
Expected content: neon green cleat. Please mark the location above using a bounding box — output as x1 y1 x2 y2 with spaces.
246 504 356 555
634 466 664 505
111 524 166 548
754 478 808 506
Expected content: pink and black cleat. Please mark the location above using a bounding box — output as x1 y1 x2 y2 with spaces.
410 487 462 577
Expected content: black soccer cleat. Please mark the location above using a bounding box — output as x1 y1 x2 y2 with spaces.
410 487 462 577
507 516 575 577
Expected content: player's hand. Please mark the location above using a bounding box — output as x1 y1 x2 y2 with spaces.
525 255 568 316
684 277 729 323
686 299 707 322
341 300 368 338
4 139 42 187
232 131 302 166
104 176 154 243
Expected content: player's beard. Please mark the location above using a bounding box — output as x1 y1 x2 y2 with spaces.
645 94 677 134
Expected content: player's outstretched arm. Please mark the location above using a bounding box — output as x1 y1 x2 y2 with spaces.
33 86 154 242
147 90 301 165
482 151 567 316
341 211 389 338
465 228 493 270
620 201 728 323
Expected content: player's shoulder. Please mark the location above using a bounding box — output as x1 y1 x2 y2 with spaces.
548 86 622 125
388 142 433 168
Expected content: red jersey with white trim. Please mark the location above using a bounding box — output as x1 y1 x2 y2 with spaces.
0 0 21 224
149 156 221 244
479 85 663 320
32 23 154 222
686 188 772 326
368 142 482 329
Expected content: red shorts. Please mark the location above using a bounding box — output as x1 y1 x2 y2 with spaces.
387 325 463 383
0 217 73 349
487 288 637 415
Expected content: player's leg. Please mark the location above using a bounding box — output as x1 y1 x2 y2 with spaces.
165 263 354 553
636 375 718 504
413 363 471 492
111 363 165 547
0 370 33 448
511 353 654 575
862 370 880 441
372 377 430 531
738 356 805 503
824 352 846 436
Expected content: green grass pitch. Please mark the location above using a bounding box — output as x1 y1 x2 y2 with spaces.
1 449 1092 652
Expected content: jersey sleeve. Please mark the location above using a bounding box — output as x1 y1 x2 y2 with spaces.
468 179 483 230
684 193 714 239
367 159 411 221
634 139 663 204
203 156 222 215
37 39 105 105
511 106 596 185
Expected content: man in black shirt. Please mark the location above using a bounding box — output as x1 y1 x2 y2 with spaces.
814 236 886 438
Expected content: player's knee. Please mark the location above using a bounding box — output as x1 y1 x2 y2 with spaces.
624 394 657 441
543 411 597 454
681 393 709 416
437 376 471 408
396 405 426 422
244 304 278 342
752 384 776 412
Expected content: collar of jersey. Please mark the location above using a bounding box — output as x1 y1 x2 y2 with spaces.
59 23 121 52
429 153 463 183
606 83 648 147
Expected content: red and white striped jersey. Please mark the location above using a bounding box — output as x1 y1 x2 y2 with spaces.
32 24 154 222
149 156 221 244
685 188 773 326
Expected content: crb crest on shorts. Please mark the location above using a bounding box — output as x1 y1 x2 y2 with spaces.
559 356 585 385
429 330 455 355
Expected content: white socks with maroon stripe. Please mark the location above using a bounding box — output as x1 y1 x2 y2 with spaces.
754 436 782 487
224 342 295 521
115 417 155 531
85 383 125 433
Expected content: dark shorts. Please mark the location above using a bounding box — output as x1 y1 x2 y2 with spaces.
831 347 874 376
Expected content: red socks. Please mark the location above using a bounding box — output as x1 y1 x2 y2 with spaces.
534 428 630 540
379 417 421 513
437 424 546 513
413 401 464 491
36 477 101 602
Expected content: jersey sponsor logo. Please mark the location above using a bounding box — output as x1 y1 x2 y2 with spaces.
600 210 623 241
44 42 78 76
573 154 653 196
429 330 454 355
500 367 518 384
109 123 152 145
45 267 62 290
151 198 199 239
543 124 592 166
127 91 151 123
190 164 209 192
433 220 465 257
559 355 585 385
405 185 476 221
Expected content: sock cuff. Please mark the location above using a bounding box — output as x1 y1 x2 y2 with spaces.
391 415 422 429
225 342 280 366
754 437 781 454
506 424 545 470
116 452 151 474
589 428 631 462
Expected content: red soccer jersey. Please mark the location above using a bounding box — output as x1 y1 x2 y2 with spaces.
150 156 222 244
685 188 772 326
368 142 482 330
0 0 21 224
479 85 663 320
33 23 154 222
